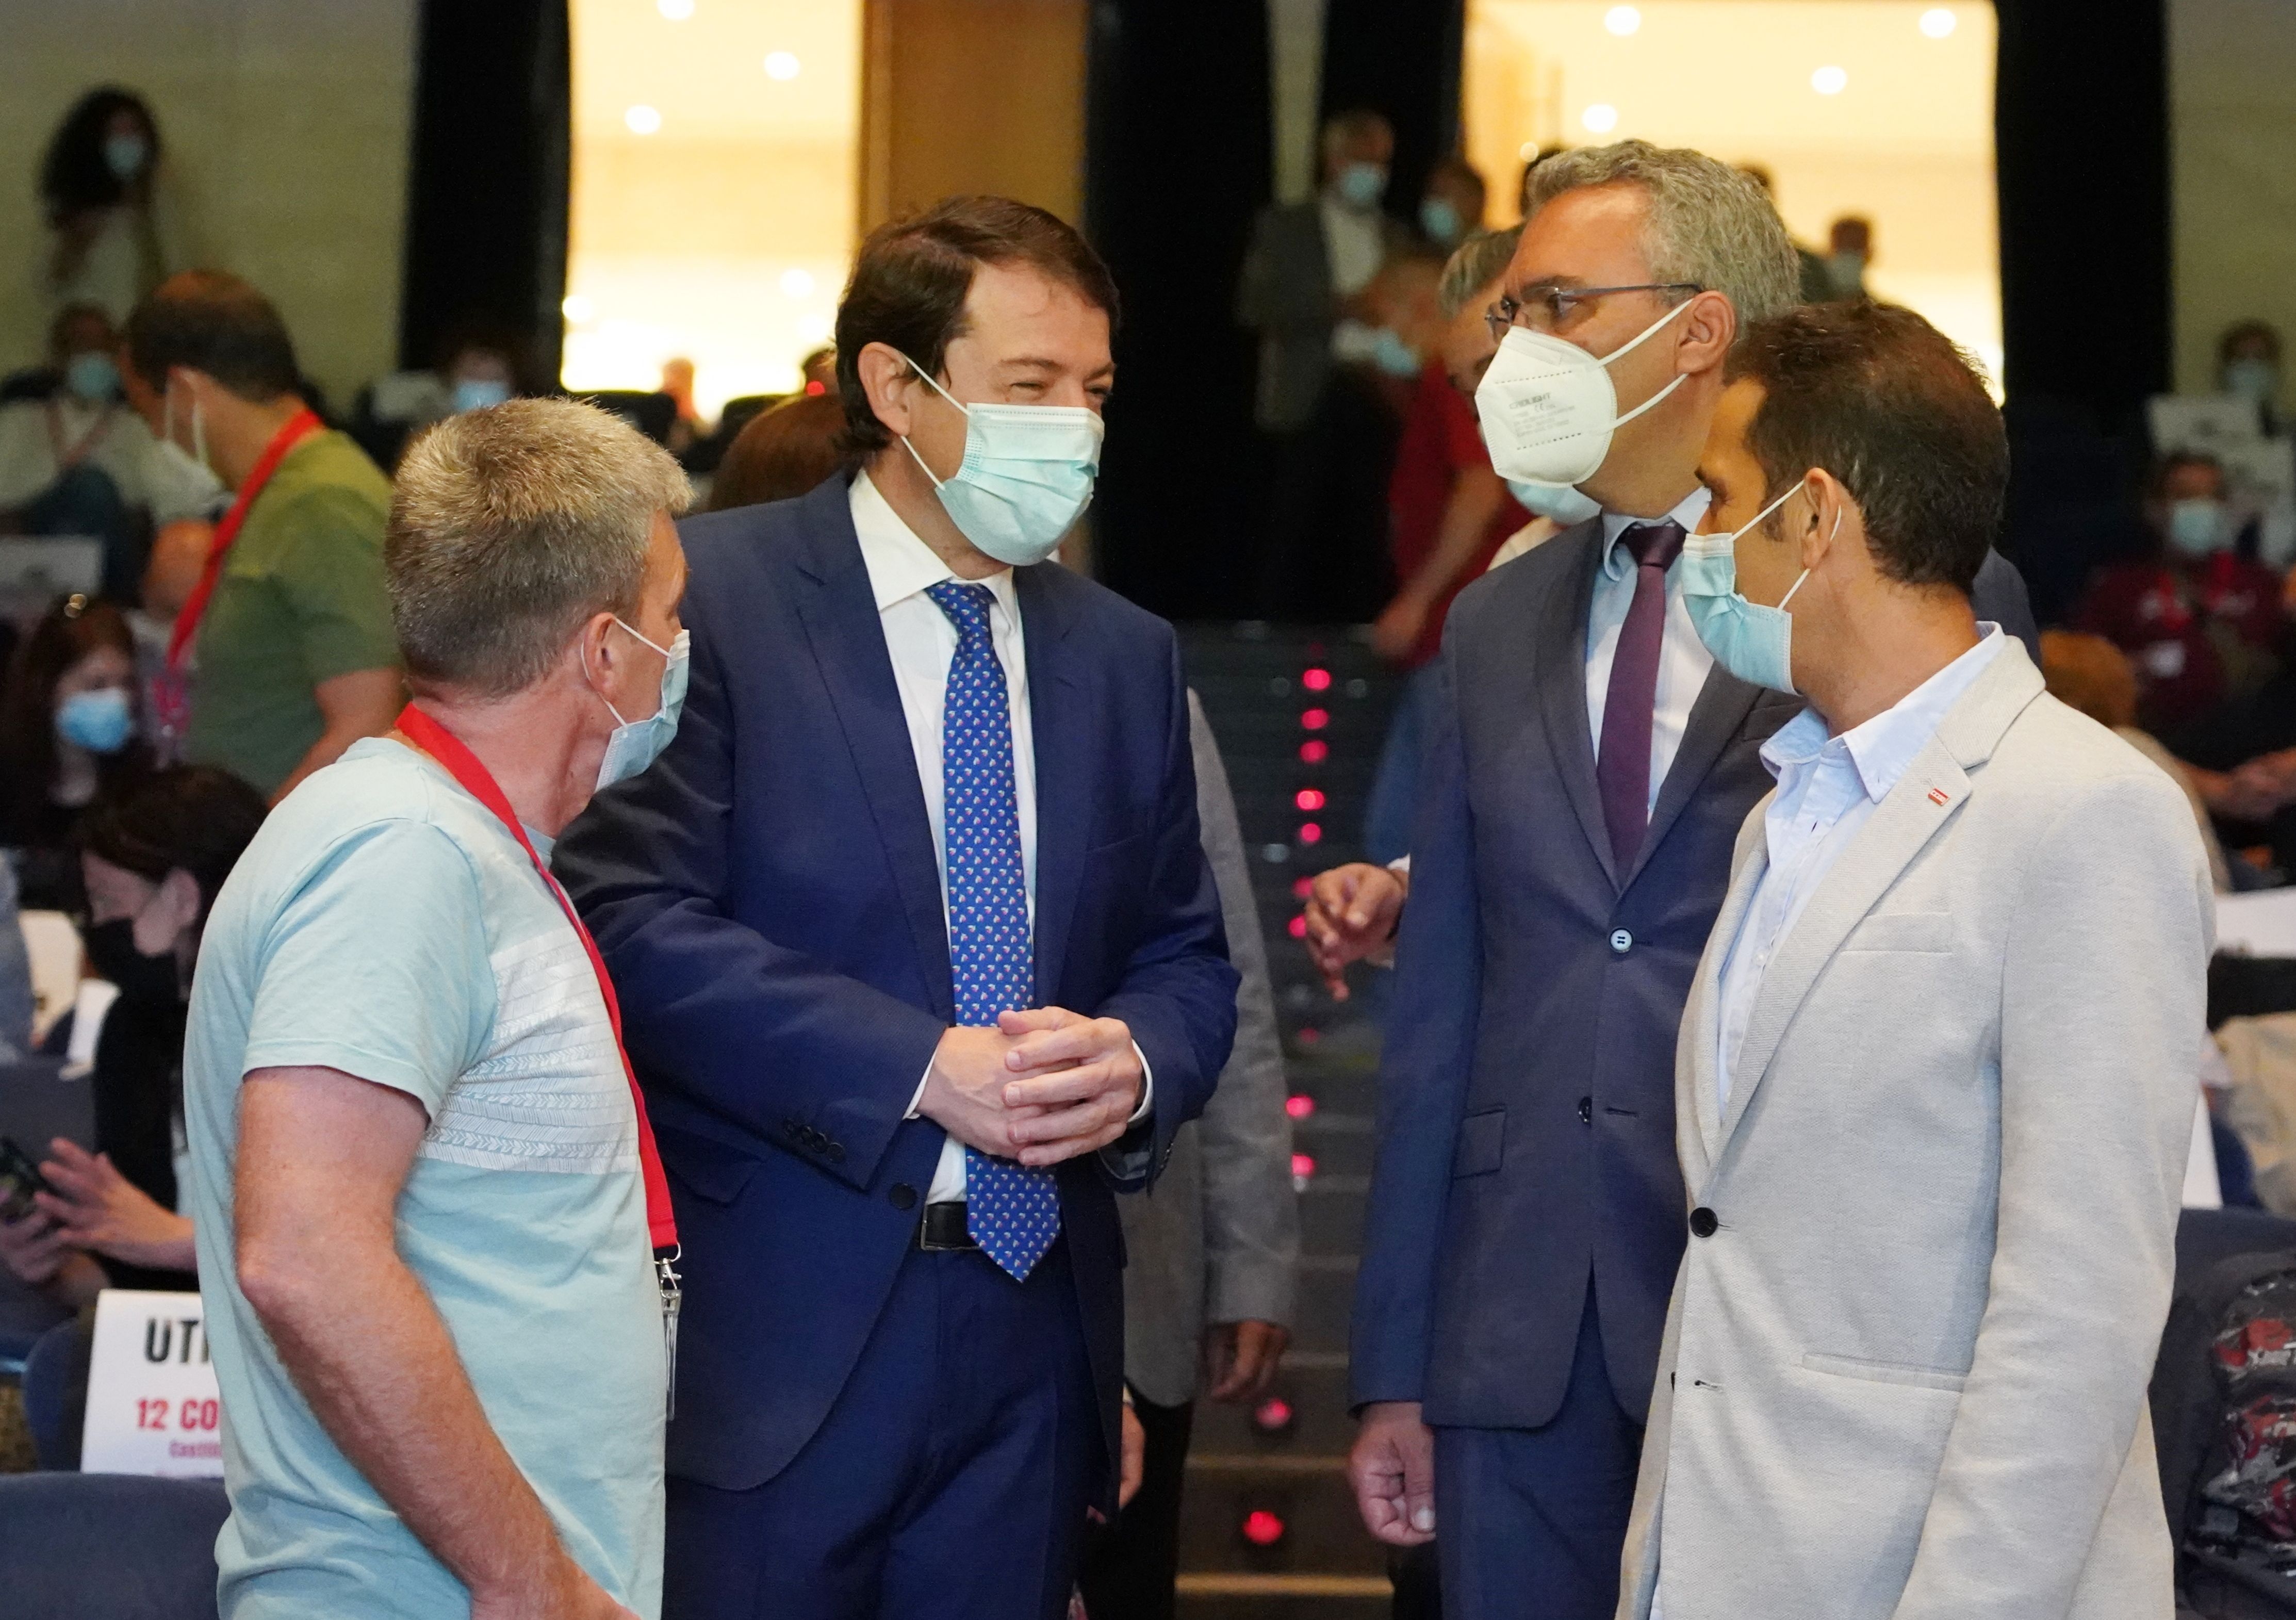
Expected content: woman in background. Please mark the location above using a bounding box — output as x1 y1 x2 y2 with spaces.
37 86 181 326
0 595 150 911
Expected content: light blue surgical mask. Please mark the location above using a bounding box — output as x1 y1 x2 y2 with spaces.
2167 497 2226 559
1680 483 1832 695
1335 161 1388 212
1420 197 1463 247
103 133 149 182
452 377 512 414
65 352 119 402
2224 357 2279 410
55 687 134 755
1505 478 1602 527
896 355 1104 568
1369 328 1422 378
591 620 690 790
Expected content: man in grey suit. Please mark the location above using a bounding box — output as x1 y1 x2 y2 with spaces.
1081 693 1299 1620
1623 301 2212 1619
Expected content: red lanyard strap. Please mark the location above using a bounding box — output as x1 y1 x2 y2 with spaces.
395 703 678 1251
165 406 324 672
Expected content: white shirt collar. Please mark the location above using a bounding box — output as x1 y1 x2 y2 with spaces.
1599 485 1714 580
848 469 1019 620
1760 625 2009 802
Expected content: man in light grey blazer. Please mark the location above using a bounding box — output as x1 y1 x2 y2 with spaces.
1080 692 1299 1620
1622 302 2215 1620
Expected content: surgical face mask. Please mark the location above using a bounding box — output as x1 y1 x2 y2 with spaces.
452 377 512 414
896 355 1104 568
1474 299 1695 488
1420 197 1463 247
591 620 690 790
1680 483 1832 695
1334 161 1388 212
1369 328 1422 378
2225 357 2279 410
56 687 135 755
151 385 226 515
64 352 118 402
103 133 149 182
1505 478 1602 527
2167 497 2226 559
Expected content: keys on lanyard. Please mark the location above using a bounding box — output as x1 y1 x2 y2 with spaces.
657 1249 682 1419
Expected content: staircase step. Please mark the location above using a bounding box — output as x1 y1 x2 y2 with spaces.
1192 1361 1359 1455
1178 1454 1386 1576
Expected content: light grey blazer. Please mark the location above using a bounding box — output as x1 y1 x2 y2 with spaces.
1618 643 2215 1620
1119 693 1299 1408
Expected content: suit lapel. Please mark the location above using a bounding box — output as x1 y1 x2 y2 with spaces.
1692 829 1769 1166
789 488 955 1019
1621 665 1764 892
1017 565 1085 1007
1533 523 1617 889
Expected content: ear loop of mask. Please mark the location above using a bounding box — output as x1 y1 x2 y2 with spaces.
583 617 671 726
1770 488 1843 613
894 353 965 490
1594 297 1698 431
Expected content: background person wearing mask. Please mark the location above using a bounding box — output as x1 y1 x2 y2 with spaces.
2220 318 2283 431
36 86 181 327
187 397 691 1620
1622 298 2210 1620
2075 450 2288 741
1822 214 1873 301
1417 156 1488 254
554 195 1238 1620
0 595 150 910
122 270 402 801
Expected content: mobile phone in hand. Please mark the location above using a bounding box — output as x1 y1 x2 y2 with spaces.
0 1136 54 1225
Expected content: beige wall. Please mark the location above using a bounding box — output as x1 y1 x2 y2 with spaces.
2170 0 2296 408
0 0 417 406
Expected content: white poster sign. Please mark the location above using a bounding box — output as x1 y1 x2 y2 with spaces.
2150 392 2265 455
80 1289 224 1477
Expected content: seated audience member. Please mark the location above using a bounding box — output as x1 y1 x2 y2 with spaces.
121 271 402 799
1417 156 1487 252
2221 318 2283 431
187 397 689 1618
2038 629 2238 891
706 390 847 512
0 304 194 599
1620 299 2212 1620
0 595 150 910
0 765 267 1305
37 87 178 327
2076 451 2288 741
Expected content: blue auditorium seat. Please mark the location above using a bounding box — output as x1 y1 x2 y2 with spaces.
0 1472 226 1618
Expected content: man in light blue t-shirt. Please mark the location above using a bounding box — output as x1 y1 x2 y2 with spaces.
185 399 693 1619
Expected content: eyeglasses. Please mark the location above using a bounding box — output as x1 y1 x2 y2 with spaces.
1485 282 1703 343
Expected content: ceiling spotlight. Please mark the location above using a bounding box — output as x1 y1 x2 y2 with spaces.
764 51 801 80
624 104 662 135
778 267 815 299
657 0 694 17
1919 8 1956 37
1810 65 1848 95
1604 5 1641 35
1581 103 1619 135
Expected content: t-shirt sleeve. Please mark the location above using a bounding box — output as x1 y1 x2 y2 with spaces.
268 486 402 683
241 817 496 1114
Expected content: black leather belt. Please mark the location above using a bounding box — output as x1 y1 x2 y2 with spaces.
919 1202 976 1251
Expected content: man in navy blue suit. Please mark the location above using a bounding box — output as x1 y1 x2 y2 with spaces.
553 196 1238 1620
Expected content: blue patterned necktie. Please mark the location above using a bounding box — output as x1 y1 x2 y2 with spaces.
926 580 1061 1281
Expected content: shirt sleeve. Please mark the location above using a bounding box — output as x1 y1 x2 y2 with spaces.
241 817 496 1115
267 486 402 684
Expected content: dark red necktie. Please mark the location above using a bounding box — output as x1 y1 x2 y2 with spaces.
1596 519 1686 870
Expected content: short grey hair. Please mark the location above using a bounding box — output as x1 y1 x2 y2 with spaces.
388 397 691 699
1439 226 1522 319
1524 139 1801 328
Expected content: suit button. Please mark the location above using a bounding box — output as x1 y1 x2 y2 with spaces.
1578 1096 1593 1125
889 1183 917 1210
827 1142 846 1163
1689 1207 1719 1238
1609 928 1633 954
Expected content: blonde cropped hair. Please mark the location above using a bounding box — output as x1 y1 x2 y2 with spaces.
1439 226 1522 320
387 397 691 698
1524 140 1801 328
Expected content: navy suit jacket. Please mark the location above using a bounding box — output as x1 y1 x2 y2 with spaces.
1348 523 2038 1431
553 477 1238 1494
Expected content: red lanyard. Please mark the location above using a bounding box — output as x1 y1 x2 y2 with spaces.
395 703 679 1252
154 407 324 747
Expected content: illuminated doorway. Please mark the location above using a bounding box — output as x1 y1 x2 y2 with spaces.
564 0 862 418
1464 2 2000 387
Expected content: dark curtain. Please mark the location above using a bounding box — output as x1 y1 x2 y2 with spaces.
1085 0 1274 617
1992 0 2170 624
398 0 571 390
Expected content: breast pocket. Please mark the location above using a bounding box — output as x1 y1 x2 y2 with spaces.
1452 1108 1505 1178
1841 911 1953 954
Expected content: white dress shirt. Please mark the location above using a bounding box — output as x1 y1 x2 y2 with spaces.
1712 627 2008 1110
1319 192 1386 299
850 473 1149 1204
1584 487 1716 819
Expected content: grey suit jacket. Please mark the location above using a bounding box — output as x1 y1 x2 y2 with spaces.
1120 694 1299 1408
1236 199 1412 432
1618 643 2215 1620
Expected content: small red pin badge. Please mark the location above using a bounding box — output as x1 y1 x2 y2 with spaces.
1928 787 1950 806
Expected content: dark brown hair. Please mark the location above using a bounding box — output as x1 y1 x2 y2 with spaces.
0 596 144 821
709 392 848 511
1725 300 2007 594
80 765 267 915
832 195 1119 457
125 269 300 401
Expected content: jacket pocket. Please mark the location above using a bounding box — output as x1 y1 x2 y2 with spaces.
653 1121 764 1207
1451 1108 1505 1178
1841 911 1952 954
1801 1350 1966 1393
